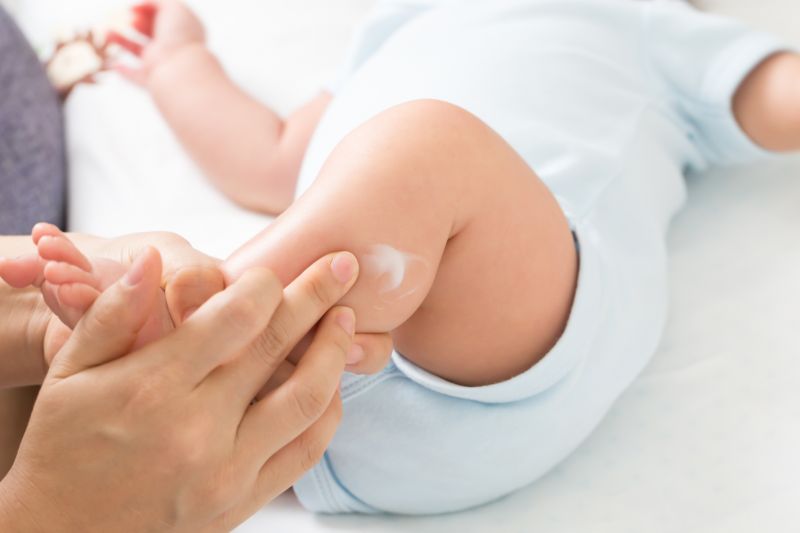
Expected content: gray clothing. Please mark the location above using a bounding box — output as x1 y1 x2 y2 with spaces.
0 7 65 234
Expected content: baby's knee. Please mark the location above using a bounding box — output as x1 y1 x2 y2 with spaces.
359 99 494 150
326 98 504 213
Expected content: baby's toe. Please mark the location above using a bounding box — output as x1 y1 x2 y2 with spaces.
0 253 45 288
41 280 100 329
37 234 93 272
57 283 101 322
31 222 63 245
44 261 101 289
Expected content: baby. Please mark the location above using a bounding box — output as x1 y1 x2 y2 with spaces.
4 0 800 515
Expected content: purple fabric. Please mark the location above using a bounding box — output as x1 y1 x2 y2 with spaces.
0 7 66 234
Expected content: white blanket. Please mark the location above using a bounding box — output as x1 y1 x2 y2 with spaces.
7 1 800 531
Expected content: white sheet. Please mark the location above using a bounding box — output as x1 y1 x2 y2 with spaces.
7 1 800 531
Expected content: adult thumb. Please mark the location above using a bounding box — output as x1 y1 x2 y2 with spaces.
49 247 163 380
165 265 226 325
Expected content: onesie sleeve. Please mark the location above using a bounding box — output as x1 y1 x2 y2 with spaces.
644 1 791 166
325 0 438 94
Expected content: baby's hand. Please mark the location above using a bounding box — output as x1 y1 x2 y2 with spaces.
107 0 206 85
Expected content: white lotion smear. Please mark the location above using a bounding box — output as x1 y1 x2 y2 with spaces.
363 244 426 299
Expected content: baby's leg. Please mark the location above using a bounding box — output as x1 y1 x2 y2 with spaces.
224 100 577 386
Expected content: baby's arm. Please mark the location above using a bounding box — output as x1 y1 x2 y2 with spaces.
147 47 330 214
734 52 800 152
113 1 328 214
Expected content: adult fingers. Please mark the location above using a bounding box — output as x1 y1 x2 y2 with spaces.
285 331 394 375
235 307 352 464
165 265 226 325
151 267 283 386
253 361 295 401
218 395 341 531
48 248 162 380
209 252 358 405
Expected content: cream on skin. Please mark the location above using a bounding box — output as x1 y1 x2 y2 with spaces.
363 244 426 305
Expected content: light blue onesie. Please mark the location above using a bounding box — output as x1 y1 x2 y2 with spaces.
292 0 787 514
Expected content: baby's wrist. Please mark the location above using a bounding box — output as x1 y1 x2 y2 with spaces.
145 42 216 92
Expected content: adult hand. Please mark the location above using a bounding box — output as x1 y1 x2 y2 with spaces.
55 231 394 377
0 249 360 532
9 229 393 386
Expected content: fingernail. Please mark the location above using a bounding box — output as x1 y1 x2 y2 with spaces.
346 344 365 365
331 252 357 284
336 310 355 336
123 254 147 287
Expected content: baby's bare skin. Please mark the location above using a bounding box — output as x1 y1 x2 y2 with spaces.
0 224 183 348
111 1 800 385
734 52 800 151
108 1 326 215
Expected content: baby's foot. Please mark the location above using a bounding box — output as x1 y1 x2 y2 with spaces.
1 223 173 348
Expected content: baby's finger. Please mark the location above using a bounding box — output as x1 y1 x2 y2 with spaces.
106 31 144 56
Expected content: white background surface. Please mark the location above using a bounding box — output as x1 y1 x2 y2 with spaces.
4 1 800 531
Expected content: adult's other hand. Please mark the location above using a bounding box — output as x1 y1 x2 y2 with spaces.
0 249 359 532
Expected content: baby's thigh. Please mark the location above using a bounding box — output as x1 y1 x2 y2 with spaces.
393 116 577 386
